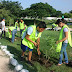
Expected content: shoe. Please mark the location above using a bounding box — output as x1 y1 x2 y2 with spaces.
63 62 68 64
20 56 24 61
28 61 33 66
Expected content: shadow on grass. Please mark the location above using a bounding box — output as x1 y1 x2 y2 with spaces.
66 60 72 67
7 45 38 72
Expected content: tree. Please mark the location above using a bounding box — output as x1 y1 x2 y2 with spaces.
0 8 14 26
69 10 72 13
24 2 63 18
1 0 23 17
64 13 71 18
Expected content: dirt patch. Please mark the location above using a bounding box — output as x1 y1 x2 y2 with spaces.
0 50 14 72
31 53 53 68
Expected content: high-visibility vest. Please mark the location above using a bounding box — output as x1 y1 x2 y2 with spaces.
21 25 27 37
8 27 16 38
56 25 72 52
52 23 58 27
19 21 24 29
15 22 18 29
22 25 42 49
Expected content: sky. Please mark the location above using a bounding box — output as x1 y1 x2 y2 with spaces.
3 0 72 13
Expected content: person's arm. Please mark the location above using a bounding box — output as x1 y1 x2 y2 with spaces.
37 37 41 55
56 31 68 44
9 29 11 35
3 25 5 31
24 24 26 30
25 34 38 46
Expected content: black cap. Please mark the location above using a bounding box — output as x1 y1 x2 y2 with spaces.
55 19 62 24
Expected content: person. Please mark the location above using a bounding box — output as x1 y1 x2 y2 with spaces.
1 18 6 38
55 19 72 66
0 22 2 39
20 21 47 66
52 23 58 30
15 19 19 30
8 24 17 43
19 18 26 38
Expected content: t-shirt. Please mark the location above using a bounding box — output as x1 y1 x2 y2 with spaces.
22 27 41 39
1 21 5 31
63 28 68 43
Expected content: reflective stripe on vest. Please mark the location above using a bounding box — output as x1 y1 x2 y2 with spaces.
22 25 42 49
56 25 72 52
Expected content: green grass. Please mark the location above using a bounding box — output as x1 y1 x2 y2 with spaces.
0 30 72 72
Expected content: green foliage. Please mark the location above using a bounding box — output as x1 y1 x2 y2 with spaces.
0 30 72 72
42 36 60 61
0 8 14 26
24 2 62 18
64 13 72 18
1 0 22 17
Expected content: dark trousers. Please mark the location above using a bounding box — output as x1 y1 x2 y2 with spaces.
1 31 6 38
20 29 23 38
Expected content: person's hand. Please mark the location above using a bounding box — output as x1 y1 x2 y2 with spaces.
38 50 41 55
56 41 59 44
33 42 38 47
56 40 62 44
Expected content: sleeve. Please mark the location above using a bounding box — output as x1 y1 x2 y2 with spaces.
63 28 68 32
27 27 33 35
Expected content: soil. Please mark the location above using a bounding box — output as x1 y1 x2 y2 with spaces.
31 53 53 68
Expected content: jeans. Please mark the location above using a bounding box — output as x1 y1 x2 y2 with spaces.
12 29 17 43
20 29 23 38
59 43 68 64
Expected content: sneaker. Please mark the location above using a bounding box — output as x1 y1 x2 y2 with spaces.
28 61 33 66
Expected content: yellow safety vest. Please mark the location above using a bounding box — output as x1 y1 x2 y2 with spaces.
8 27 16 38
22 25 42 49
56 25 72 52
20 21 24 29
52 23 58 27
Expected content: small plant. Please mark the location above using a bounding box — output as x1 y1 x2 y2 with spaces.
42 36 59 65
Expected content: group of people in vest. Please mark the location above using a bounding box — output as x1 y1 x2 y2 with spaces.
8 18 27 43
8 18 72 66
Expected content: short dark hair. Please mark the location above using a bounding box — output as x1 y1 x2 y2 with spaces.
37 21 47 28
16 19 18 21
55 19 67 24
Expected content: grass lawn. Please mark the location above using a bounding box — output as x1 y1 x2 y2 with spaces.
0 30 72 72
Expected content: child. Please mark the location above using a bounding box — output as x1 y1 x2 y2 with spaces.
21 21 47 66
56 19 72 66
8 24 17 43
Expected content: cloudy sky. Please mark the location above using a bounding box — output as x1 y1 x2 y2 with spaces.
4 0 72 13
